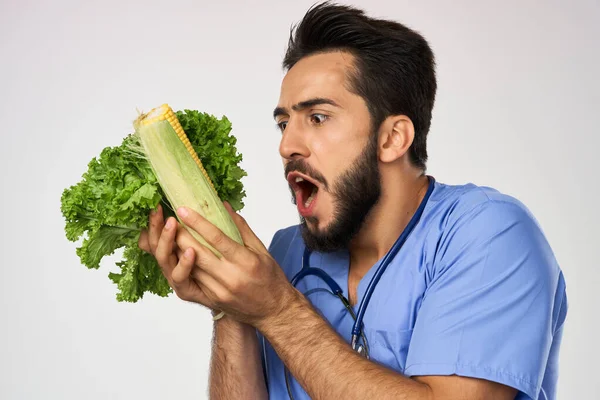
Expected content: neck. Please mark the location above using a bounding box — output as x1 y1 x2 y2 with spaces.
348 170 430 273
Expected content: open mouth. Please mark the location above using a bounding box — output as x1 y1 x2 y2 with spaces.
287 172 320 215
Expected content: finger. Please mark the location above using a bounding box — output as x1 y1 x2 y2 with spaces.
177 206 244 260
138 229 150 253
172 248 215 307
171 247 195 286
223 202 268 253
190 265 225 306
155 216 178 277
176 226 220 263
174 225 191 262
148 204 164 254
175 225 225 279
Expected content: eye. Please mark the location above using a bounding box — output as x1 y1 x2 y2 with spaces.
277 120 288 132
310 113 328 125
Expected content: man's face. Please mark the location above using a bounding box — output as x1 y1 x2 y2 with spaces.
274 51 381 252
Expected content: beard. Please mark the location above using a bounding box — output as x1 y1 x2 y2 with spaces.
286 133 381 253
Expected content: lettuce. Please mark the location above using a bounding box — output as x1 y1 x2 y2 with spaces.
60 109 246 302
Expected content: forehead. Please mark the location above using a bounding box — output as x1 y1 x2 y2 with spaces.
278 51 356 105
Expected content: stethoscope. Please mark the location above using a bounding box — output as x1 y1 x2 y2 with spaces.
262 176 435 399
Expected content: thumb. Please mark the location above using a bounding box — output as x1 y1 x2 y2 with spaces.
224 201 268 253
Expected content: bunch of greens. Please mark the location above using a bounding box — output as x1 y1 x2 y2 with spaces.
60 109 246 302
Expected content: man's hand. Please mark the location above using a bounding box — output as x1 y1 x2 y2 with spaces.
173 202 296 327
139 204 269 400
138 202 296 327
138 204 216 308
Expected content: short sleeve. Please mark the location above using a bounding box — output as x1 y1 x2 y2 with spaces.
404 199 566 399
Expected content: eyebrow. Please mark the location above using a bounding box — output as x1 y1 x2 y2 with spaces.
273 97 340 120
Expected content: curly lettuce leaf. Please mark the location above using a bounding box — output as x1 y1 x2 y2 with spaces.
61 109 246 302
177 110 247 211
108 246 173 302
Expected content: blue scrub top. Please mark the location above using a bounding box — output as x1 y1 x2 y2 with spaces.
259 179 567 400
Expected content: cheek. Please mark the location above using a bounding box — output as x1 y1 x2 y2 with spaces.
309 116 371 182
316 141 367 185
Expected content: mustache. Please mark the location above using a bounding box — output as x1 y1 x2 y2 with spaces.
284 159 329 191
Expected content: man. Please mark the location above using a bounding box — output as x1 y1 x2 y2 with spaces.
139 2 567 399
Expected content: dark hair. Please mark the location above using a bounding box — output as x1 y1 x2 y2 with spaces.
283 1 437 171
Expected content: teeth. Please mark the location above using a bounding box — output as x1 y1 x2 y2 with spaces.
304 186 318 208
295 177 304 183
304 195 314 208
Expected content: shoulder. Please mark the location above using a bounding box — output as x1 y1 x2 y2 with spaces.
429 180 544 240
432 179 534 217
427 178 563 291
267 224 301 253
267 224 304 279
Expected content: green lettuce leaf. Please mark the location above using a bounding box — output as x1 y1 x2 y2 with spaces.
177 110 247 210
60 109 246 302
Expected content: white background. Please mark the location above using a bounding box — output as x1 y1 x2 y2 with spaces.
1 0 598 398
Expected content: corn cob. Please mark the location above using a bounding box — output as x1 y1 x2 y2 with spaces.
134 104 244 258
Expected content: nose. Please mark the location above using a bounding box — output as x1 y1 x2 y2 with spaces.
279 118 310 160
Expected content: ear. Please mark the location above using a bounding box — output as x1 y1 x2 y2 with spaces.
378 115 415 163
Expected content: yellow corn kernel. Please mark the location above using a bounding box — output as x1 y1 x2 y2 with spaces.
140 104 217 193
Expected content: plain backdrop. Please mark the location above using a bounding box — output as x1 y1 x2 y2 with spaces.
1 0 598 399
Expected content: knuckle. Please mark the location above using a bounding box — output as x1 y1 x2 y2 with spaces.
184 256 196 270
190 267 202 282
170 272 183 285
210 232 225 246
172 287 184 299
160 226 174 242
156 254 169 268
184 214 198 228
229 275 247 295
196 252 209 269
173 286 191 302
138 240 149 253
219 290 234 305
149 236 159 251
155 248 173 267
228 277 241 294
245 255 261 275
235 213 246 225
179 292 192 302
249 256 261 271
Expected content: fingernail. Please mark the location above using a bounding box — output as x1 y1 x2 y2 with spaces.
184 248 193 259
177 207 188 218
165 218 175 229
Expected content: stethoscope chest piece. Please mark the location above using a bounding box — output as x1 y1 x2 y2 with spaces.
355 344 369 359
